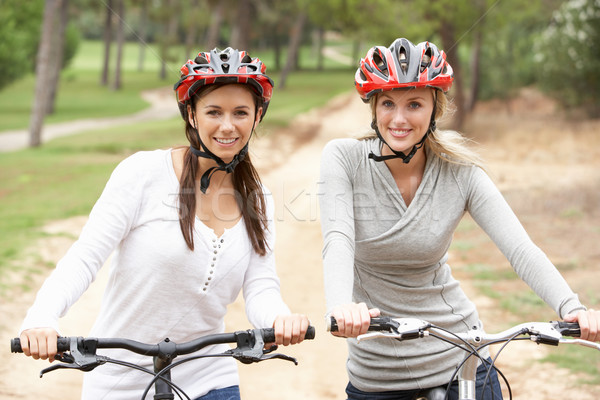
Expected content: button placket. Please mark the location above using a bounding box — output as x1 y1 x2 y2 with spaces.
203 237 223 292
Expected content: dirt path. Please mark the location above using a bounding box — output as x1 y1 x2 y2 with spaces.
2 88 600 399
0 87 178 152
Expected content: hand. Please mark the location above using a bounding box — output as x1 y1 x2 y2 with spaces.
330 302 380 338
272 313 310 346
20 328 59 362
564 309 600 342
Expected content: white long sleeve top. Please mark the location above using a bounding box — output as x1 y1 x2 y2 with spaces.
20 149 290 399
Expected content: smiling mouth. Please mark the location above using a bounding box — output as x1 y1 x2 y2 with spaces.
215 138 238 144
389 128 411 137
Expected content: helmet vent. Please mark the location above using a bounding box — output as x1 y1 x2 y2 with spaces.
373 50 388 76
194 56 208 65
241 54 252 63
359 69 367 81
420 47 432 73
398 46 408 73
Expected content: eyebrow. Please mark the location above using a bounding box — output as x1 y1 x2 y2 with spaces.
202 104 251 110
380 93 428 101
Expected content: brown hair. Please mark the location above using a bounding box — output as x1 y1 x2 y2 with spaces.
178 84 269 256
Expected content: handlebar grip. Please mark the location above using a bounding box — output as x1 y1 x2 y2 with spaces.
554 321 581 337
327 316 393 332
11 338 22 353
261 325 316 343
11 337 73 353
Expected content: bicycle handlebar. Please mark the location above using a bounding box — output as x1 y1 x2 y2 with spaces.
325 316 598 348
10 326 316 355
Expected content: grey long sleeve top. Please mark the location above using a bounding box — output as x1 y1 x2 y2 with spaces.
318 138 585 392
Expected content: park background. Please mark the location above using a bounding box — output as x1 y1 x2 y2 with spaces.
1 0 599 398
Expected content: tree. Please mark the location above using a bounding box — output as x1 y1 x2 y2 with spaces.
535 0 600 116
112 0 125 90
29 0 62 147
46 0 70 114
278 11 307 88
205 0 225 49
0 0 44 90
100 0 113 86
230 0 253 50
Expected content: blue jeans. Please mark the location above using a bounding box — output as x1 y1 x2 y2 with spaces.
346 359 503 400
194 385 241 400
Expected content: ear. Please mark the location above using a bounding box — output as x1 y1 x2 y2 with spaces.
187 104 196 128
255 106 264 124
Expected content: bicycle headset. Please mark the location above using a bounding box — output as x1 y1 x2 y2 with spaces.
355 38 454 164
173 47 274 193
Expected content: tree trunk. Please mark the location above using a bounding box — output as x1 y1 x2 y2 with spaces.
100 0 113 86
316 27 324 71
439 20 466 130
29 0 60 147
160 0 178 80
185 0 200 59
278 12 306 89
205 0 224 49
137 0 148 71
230 0 252 50
112 0 125 90
47 0 68 115
466 28 482 112
273 26 281 70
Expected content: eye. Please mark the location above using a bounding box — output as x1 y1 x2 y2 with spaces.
206 109 220 116
234 109 249 117
381 99 394 108
408 101 422 109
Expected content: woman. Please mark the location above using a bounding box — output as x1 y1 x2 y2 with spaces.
318 37 599 399
19 47 310 400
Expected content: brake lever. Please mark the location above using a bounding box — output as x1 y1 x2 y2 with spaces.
40 337 106 378
357 318 430 343
227 329 299 365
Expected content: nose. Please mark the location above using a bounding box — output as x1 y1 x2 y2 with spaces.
391 108 408 125
219 113 234 132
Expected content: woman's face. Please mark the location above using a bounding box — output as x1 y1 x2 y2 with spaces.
375 87 435 155
188 84 262 163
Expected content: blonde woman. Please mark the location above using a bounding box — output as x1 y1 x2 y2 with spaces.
319 37 599 400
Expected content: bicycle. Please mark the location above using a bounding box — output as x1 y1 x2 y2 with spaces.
11 325 315 400
327 316 600 400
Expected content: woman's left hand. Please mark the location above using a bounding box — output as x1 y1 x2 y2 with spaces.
272 313 310 346
564 309 600 342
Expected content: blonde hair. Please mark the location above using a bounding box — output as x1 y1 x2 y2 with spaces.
362 90 485 169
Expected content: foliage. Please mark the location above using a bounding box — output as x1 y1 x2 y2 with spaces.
534 0 600 116
0 0 44 90
476 0 558 100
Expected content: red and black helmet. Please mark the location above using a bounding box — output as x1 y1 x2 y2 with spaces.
173 47 274 120
355 38 453 102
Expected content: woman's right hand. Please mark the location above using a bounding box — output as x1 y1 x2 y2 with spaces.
329 303 380 338
19 328 59 362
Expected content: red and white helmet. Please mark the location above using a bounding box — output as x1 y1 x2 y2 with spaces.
355 38 453 102
174 47 274 120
